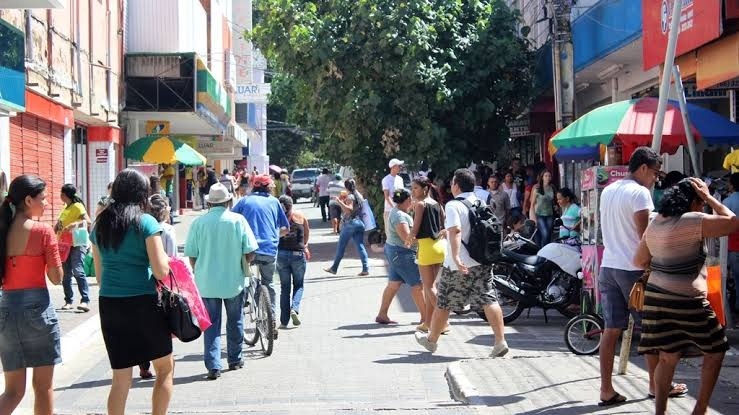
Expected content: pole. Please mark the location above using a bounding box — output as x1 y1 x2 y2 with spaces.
551 14 563 129
651 0 684 153
671 66 701 176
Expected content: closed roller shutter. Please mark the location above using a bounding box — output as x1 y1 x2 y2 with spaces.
10 113 66 224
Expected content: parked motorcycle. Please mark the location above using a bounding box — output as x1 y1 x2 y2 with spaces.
480 219 582 324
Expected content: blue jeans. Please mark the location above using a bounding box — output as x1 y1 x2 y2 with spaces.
253 254 277 316
202 290 245 371
536 215 554 247
730 252 739 310
329 218 368 273
277 250 306 326
63 246 90 304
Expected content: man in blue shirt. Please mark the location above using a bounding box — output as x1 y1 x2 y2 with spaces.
186 182 258 380
232 174 289 320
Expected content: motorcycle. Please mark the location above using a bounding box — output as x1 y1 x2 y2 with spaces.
481 219 582 324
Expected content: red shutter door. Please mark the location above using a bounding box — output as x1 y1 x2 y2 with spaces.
9 114 66 224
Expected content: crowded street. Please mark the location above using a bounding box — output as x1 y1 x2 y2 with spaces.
0 203 736 414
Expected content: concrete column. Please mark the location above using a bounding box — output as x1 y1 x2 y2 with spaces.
64 127 74 185
611 78 619 103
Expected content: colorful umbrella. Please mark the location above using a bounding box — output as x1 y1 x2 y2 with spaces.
125 135 207 166
550 97 739 161
269 164 282 174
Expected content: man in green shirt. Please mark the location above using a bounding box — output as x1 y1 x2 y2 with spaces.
185 183 258 380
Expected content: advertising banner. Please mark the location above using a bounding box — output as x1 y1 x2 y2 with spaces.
145 121 170 135
642 0 722 70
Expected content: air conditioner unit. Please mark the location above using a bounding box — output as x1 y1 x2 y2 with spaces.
598 64 623 81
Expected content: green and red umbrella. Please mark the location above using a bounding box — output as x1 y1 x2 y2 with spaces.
125 135 207 166
549 97 739 161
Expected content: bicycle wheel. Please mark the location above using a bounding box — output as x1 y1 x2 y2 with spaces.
243 286 260 346
564 314 604 355
257 285 275 356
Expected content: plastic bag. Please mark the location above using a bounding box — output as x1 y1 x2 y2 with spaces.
360 199 376 231
58 231 73 263
706 265 726 326
72 227 90 247
163 257 212 332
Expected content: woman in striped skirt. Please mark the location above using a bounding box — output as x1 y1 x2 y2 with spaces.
634 177 739 415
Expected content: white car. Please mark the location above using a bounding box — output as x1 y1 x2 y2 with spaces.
290 168 321 203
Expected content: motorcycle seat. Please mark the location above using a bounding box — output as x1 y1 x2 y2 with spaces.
502 249 547 266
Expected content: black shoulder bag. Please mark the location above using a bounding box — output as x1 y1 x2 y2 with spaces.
156 274 202 342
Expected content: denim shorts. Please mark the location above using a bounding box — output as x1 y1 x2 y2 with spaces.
0 288 61 371
384 244 422 286
599 267 643 329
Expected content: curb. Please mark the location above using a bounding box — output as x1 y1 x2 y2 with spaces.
445 360 485 406
59 312 102 365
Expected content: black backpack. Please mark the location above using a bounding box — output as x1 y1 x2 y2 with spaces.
456 198 503 265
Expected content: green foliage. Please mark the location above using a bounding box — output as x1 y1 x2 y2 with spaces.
250 0 536 224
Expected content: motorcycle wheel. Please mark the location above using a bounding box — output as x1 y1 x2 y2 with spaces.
476 291 524 324
556 279 582 319
564 314 603 355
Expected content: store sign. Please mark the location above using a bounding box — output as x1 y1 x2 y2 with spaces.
235 84 271 104
642 0 722 70
197 137 234 155
145 120 170 135
507 117 530 138
95 148 108 163
682 81 732 99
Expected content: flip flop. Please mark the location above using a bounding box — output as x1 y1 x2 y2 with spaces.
648 382 688 399
598 392 627 407
375 317 398 324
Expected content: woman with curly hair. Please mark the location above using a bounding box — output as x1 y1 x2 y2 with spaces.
634 177 739 415
375 188 425 325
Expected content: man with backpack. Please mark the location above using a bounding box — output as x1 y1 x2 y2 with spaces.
415 168 509 357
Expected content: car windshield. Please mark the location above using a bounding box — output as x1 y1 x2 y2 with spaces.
293 170 318 180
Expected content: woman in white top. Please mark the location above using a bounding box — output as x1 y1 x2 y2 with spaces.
501 172 521 216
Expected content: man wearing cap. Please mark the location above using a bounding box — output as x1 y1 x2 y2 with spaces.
232 174 290 319
383 159 406 235
185 183 259 380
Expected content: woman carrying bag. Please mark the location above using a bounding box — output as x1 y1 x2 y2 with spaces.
55 184 91 312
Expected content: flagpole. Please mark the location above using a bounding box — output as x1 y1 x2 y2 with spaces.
651 0 684 153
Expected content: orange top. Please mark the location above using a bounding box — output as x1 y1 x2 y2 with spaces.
3 223 62 290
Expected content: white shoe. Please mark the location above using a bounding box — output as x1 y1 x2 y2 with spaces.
490 341 509 358
414 332 438 353
290 310 301 326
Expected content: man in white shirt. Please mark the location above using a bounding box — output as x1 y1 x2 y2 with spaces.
316 168 332 222
415 169 508 358
473 171 490 204
382 158 405 234
597 147 686 406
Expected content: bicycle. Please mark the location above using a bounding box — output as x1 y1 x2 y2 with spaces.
242 262 276 356
563 286 604 355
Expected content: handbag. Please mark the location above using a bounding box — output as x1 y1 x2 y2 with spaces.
72 227 90 247
360 199 377 231
628 269 651 311
156 274 202 342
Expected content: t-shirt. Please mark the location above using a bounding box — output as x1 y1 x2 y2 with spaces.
723 149 739 173
382 174 405 211
160 222 178 257
600 179 654 271
231 192 289 257
723 192 739 252
91 214 162 297
501 183 520 209
473 186 490 205
559 203 581 239
443 192 481 270
387 208 414 248
328 180 345 199
316 174 332 197
59 202 87 228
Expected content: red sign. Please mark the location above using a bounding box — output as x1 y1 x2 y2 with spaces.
728 0 739 19
95 148 108 164
642 0 722 70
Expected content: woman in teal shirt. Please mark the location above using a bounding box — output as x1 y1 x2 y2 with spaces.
556 188 581 240
91 169 172 415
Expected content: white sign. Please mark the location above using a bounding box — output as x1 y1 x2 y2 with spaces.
234 83 271 104
197 138 234 155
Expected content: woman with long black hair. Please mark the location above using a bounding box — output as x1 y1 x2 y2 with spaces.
324 179 369 276
91 169 172 415
0 175 63 414
55 183 92 311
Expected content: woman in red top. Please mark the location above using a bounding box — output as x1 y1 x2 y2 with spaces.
0 175 63 415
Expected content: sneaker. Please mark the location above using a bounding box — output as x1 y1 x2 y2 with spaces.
77 302 90 312
414 332 438 353
358 271 369 276
290 310 301 326
416 322 429 332
279 324 288 329
206 369 221 380
61 303 73 310
324 267 337 275
228 361 244 371
490 341 509 358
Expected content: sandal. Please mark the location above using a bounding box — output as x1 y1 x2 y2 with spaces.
375 316 398 325
598 392 627 407
648 382 688 399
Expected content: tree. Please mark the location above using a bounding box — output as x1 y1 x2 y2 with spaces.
250 0 535 219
